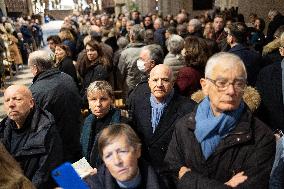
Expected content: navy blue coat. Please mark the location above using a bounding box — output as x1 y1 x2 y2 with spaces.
256 61 284 131
154 28 166 49
228 44 263 86
130 82 195 174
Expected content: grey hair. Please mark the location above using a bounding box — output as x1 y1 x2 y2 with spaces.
154 18 163 27
87 80 114 99
130 24 145 42
80 25 91 35
28 50 53 72
127 20 135 26
141 44 164 65
166 34 184 54
205 52 247 79
117 36 129 49
188 18 202 31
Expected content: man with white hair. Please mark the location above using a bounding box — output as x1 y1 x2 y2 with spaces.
117 24 145 98
187 18 203 37
164 52 275 188
28 50 82 163
164 34 185 79
153 18 166 50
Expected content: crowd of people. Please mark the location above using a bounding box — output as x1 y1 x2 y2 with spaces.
1 6 284 189
0 15 44 86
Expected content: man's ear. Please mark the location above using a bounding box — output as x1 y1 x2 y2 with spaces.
200 78 209 96
30 98 35 109
150 60 156 69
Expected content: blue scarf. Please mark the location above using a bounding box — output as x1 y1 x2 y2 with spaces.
194 96 244 160
150 90 174 133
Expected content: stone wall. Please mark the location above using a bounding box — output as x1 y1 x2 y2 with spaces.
45 9 73 20
215 0 284 32
238 0 284 23
0 1 7 16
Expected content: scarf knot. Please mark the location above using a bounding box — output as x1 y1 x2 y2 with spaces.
194 96 244 159
150 90 174 133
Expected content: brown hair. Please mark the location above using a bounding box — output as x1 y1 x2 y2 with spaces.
55 44 72 57
58 29 74 42
183 36 209 69
98 124 141 158
77 40 111 76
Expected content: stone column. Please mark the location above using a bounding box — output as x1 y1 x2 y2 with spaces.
26 0 34 15
0 0 7 16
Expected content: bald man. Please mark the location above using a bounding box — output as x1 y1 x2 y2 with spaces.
130 64 195 181
0 85 63 189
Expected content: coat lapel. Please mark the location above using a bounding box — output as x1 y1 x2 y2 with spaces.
136 90 154 144
149 94 180 145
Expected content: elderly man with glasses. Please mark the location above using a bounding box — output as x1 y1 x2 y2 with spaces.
164 52 275 189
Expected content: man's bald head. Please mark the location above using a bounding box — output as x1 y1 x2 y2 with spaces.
4 85 33 98
150 64 174 82
148 64 174 103
4 85 34 128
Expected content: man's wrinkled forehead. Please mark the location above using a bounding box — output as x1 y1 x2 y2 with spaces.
150 68 170 79
210 61 246 79
5 85 32 99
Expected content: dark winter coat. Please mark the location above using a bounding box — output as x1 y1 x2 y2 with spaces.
228 44 263 86
154 28 166 49
164 106 275 189
80 108 129 168
20 25 33 43
80 61 111 108
0 107 63 189
130 83 195 174
256 61 284 131
30 69 82 162
84 159 161 189
62 39 76 60
55 56 78 84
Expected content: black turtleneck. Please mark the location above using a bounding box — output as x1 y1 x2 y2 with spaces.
10 108 34 155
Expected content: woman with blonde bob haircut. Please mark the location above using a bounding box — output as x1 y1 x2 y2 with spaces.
84 123 161 189
80 81 129 168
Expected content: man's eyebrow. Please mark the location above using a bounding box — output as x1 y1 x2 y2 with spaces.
215 76 227 80
214 76 246 80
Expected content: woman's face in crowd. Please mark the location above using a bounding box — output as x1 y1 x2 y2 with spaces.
55 46 66 60
88 90 112 118
102 135 141 182
86 45 98 61
254 19 261 30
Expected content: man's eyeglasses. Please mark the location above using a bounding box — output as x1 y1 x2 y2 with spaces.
206 77 247 91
